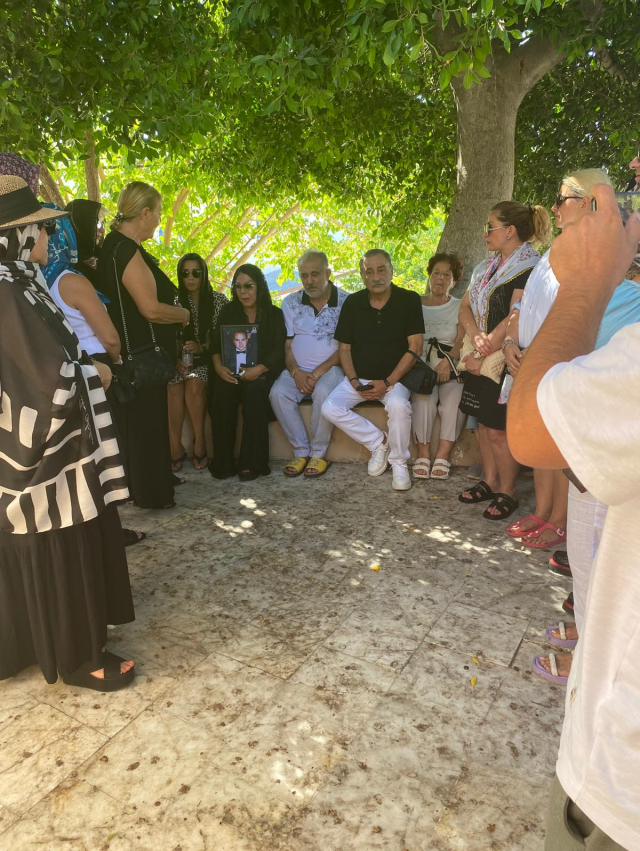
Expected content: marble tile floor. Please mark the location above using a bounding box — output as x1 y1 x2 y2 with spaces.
0 463 572 850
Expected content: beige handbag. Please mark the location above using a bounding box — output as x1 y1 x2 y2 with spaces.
457 334 506 383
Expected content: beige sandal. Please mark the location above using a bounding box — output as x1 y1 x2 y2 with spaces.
412 459 431 478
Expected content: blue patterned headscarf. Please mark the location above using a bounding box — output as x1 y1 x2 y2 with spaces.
41 202 80 288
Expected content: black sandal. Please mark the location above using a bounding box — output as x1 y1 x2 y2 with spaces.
171 451 187 472
62 651 135 692
122 528 146 547
459 480 495 504
483 493 520 520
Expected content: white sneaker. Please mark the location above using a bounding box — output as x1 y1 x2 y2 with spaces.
368 439 390 476
392 465 411 491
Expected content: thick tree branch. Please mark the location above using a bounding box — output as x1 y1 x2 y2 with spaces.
39 165 65 208
222 203 302 285
164 188 189 246
597 46 634 86
83 133 101 202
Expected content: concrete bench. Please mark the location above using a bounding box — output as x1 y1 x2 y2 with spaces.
182 398 479 467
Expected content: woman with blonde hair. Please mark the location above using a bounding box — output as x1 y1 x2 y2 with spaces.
99 181 190 509
503 169 613 552
458 200 552 520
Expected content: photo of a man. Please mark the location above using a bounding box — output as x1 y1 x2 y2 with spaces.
221 325 259 375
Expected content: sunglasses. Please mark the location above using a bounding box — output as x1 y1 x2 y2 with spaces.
181 268 202 278
555 193 583 207
233 282 256 291
483 223 508 235
40 219 58 236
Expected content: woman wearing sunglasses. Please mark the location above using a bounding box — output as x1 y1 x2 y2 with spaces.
458 200 552 520
168 253 227 471
209 263 286 481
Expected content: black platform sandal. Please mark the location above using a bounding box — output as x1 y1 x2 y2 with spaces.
62 651 135 692
458 480 495 504
482 493 519 520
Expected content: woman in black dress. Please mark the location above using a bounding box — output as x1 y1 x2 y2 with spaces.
210 263 285 480
0 176 135 690
458 200 552 520
168 253 226 471
99 182 190 509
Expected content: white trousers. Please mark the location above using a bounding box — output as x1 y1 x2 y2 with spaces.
411 381 465 444
567 485 608 634
321 377 412 467
269 366 344 458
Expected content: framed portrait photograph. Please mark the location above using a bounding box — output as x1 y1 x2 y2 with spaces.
220 324 259 375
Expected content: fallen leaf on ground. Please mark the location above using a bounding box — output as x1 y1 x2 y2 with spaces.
472 656 480 665
470 676 477 688
371 564 380 571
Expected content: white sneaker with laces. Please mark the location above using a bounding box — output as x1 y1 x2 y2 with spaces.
392 465 411 491
368 440 390 476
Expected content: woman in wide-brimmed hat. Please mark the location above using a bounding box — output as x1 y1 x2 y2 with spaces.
0 175 136 691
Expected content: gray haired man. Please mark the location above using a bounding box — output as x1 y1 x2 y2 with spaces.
270 250 348 478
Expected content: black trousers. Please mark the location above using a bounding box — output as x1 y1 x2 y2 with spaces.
210 375 273 477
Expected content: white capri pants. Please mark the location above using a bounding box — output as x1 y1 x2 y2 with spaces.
411 380 465 444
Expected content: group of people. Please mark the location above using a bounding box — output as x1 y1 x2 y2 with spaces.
1 148 640 850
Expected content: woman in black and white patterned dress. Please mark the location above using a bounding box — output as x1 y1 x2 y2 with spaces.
168 253 226 470
0 176 135 690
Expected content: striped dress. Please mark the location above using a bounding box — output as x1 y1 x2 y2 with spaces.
0 267 129 534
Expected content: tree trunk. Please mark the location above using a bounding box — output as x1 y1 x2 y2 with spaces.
436 38 563 293
83 133 101 201
164 188 189 246
39 164 65 208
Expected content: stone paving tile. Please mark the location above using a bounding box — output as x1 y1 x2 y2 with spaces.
1 465 566 848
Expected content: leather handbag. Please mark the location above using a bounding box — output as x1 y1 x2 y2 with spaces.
113 246 176 391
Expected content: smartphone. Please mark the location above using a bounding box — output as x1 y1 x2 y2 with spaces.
356 383 374 392
590 191 640 221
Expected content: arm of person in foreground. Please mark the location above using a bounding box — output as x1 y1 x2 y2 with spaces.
507 184 640 471
121 251 189 326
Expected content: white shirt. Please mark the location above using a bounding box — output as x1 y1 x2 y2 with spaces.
49 271 106 355
537 323 640 851
420 297 460 365
518 249 560 348
282 284 348 372
234 350 247 373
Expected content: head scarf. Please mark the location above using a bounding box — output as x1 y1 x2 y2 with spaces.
0 153 40 196
65 199 103 262
40 202 80 288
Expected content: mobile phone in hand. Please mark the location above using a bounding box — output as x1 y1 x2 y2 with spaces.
590 192 640 221
356 383 374 392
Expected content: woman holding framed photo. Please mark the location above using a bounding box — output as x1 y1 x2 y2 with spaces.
209 263 285 481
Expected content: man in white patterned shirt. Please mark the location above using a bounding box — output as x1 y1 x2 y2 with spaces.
270 250 348 478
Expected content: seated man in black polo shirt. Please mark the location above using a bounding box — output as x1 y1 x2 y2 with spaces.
322 249 424 490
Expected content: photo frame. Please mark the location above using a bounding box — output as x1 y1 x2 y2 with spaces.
220 324 259 375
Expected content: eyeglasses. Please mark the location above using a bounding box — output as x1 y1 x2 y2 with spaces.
554 194 583 207
181 268 202 278
233 282 256 291
483 223 508 235
40 219 58 236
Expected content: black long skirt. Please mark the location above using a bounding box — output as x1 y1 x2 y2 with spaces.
0 505 135 684
110 384 175 508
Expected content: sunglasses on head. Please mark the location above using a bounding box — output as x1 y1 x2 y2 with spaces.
40 219 58 236
181 268 202 278
233 282 256 291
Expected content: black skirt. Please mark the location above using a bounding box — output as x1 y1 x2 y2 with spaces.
0 505 135 684
109 384 175 509
460 372 507 430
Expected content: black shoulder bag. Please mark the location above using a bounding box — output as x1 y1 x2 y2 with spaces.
400 338 460 395
113 243 176 391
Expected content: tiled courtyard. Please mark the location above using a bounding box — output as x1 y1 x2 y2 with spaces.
0 463 571 850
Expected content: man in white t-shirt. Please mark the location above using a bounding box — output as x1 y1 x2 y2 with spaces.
269 250 348 478
508 184 640 851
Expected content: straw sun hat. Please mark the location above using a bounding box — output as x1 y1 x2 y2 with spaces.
0 175 68 229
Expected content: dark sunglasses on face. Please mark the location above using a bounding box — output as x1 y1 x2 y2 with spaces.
41 219 58 236
181 268 202 278
555 193 583 207
234 282 256 291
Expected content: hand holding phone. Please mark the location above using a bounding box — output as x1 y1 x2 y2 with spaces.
590 192 640 221
356 383 374 392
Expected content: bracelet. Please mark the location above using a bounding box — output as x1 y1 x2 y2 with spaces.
502 337 518 350
383 378 390 388
290 367 300 377
348 376 358 383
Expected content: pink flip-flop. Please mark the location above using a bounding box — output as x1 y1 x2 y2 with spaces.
532 652 570 685
545 621 578 649
505 514 546 538
522 522 566 550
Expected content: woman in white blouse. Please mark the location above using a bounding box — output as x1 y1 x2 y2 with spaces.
411 253 466 480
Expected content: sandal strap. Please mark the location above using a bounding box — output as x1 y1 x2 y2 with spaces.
549 653 558 677
432 459 450 468
558 621 566 640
